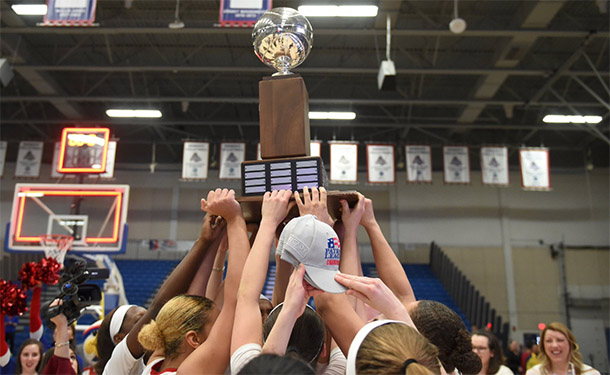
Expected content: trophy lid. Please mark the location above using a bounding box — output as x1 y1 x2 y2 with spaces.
252 7 313 75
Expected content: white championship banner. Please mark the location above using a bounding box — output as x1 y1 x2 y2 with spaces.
310 141 322 157
219 142 245 179
519 148 551 191
406 145 432 183
182 142 209 180
367 144 395 184
15 141 43 178
100 140 117 179
51 142 65 179
443 146 470 184
0 141 7 177
480 146 509 186
329 142 358 184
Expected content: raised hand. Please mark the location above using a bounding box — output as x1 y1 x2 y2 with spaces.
261 190 293 228
283 264 324 318
340 193 365 232
334 272 410 324
294 186 334 226
201 188 242 222
198 212 227 243
359 198 377 229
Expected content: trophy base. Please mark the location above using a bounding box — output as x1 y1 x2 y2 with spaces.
259 75 310 159
241 156 327 196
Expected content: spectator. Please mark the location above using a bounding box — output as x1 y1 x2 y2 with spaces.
506 340 522 374
526 344 540 371
471 330 513 375
526 322 600 375
15 338 44 375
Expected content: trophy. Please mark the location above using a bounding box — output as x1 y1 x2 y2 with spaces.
239 8 357 220
242 7 326 197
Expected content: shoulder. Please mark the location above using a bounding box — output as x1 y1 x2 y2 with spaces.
497 365 515 375
581 364 601 375
526 364 543 375
230 343 262 375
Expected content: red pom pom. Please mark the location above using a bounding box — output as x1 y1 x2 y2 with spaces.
37 257 61 285
0 279 28 316
19 262 39 290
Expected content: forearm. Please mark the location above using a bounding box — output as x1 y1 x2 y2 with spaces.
314 293 363 356
365 223 415 304
53 322 71 358
261 307 299 355
223 217 249 305
238 220 276 300
205 250 226 300
188 235 223 297
338 227 361 276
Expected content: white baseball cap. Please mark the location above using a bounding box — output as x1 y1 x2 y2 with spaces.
278 215 347 294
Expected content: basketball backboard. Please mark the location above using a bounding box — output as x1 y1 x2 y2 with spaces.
5 183 129 254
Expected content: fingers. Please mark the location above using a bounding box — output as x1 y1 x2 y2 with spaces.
319 187 327 206
311 187 319 203
294 190 304 211
340 199 350 213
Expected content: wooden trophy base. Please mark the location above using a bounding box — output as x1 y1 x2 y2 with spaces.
259 74 310 159
237 190 359 224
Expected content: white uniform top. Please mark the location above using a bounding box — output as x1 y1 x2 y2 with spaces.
495 364 516 375
229 343 346 375
101 335 145 375
526 363 601 375
142 358 177 375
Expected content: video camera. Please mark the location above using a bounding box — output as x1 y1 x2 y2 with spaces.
42 260 109 329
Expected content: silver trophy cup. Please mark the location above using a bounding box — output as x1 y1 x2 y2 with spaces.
252 7 313 75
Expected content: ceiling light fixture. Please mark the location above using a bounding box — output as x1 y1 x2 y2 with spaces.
309 111 356 120
449 0 467 34
542 115 602 124
168 0 185 29
106 109 163 118
298 5 378 17
12 4 47 16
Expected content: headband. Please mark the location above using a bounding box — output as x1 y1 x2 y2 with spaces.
346 319 408 375
110 305 135 345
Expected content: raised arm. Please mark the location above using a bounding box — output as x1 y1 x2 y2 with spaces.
124 205 227 358
179 188 250 374
231 190 293 354
188 226 227 297
204 232 229 302
360 198 415 305
337 194 365 276
262 264 322 355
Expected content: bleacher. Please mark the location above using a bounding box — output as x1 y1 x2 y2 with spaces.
114 259 180 308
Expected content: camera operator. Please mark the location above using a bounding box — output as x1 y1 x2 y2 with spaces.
40 300 79 375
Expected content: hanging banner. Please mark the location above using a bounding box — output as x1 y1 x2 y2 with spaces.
406 145 432 183
43 0 98 26
15 141 43 178
310 141 321 157
480 146 509 186
219 0 272 27
443 146 470 184
519 148 551 191
0 141 6 177
51 142 65 179
182 142 209 180
367 144 395 184
219 142 245 179
100 140 117 179
329 142 358 184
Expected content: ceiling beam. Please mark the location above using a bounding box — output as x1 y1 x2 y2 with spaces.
0 118 600 132
12 65 609 77
2 27 608 38
0 95 604 108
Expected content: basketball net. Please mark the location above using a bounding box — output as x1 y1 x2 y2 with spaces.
40 234 74 266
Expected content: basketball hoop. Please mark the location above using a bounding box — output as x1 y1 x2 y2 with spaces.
40 234 74 265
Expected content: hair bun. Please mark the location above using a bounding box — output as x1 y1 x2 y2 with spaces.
138 320 165 352
451 330 482 374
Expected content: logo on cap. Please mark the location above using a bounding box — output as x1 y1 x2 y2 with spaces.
325 237 341 266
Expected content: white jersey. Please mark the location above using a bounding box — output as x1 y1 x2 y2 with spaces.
101 336 145 375
142 358 177 375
